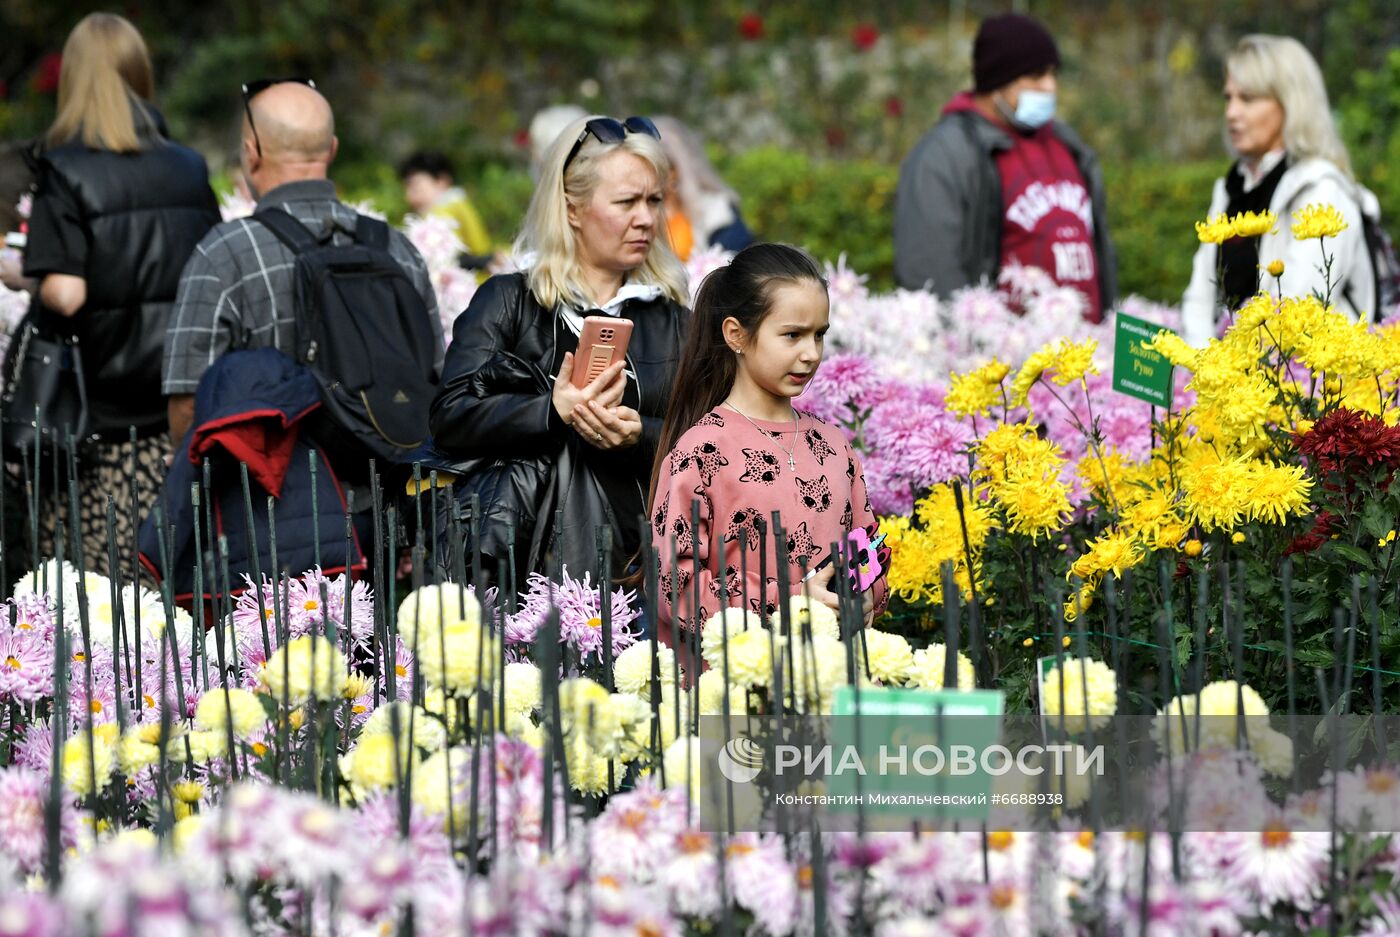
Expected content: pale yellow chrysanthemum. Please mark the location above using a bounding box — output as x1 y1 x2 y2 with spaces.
1290 203 1349 240
724 628 775 689
612 642 677 696
856 629 915 685
907 644 975 691
194 687 266 740
258 635 349 706
341 733 405 793
63 731 116 796
1040 658 1117 732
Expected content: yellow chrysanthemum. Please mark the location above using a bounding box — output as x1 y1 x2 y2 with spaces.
1244 462 1313 525
62 731 116 796
946 358 1010 418
1266 259 1285 278
194 687 266 740
1047 339 1099 387
1178 449 1253 532
1010 347 1056 408
1231 209 1277 238
1147 330 1198 369
1068 529 1144 583
1290 203 1349 240
996 473 1072 542
1194 213 1235 245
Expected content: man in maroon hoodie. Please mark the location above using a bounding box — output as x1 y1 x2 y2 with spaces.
893 13 1116 322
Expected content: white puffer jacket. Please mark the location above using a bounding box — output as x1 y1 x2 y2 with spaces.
1181 157 1379 347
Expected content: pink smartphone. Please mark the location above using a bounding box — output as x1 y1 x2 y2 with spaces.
572 316 633 389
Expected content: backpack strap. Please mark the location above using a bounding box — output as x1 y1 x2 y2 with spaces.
352 214 390 250
253 208 321 255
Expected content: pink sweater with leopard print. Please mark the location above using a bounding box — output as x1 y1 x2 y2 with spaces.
650 406 889 644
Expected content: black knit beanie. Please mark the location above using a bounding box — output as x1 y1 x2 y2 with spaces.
973 14 1061 94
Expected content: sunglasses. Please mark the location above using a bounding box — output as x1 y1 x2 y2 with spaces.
562 116 661 174
241 77 318 159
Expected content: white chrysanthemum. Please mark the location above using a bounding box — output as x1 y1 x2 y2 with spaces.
857 630 915 685
1222 818 1329 910
502 661 543 716
907 644 976 692
700 607 763 670
788 595 840 640
612 642 678 696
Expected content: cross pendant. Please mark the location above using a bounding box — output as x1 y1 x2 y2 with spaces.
787 455 796 470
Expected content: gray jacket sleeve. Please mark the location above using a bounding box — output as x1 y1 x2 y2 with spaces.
893 127 976 295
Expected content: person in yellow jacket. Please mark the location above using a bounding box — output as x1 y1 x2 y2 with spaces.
398 151 494 269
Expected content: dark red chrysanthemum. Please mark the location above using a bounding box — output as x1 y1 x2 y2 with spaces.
1296 408 1400 478
884 95 904 118
852 23 880 50
32 53 62 95
738 12 765 40
1283 510 1340 556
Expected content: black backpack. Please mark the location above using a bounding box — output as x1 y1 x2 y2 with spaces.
255 208 439 464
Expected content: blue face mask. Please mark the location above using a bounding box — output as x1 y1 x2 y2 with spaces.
1000 89 1056 131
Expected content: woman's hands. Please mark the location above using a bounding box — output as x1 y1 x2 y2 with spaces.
805 566 877 626
572 399 643 450
551 351 641 450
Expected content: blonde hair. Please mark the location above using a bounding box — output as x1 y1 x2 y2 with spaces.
47 13 156 153
515 116 689 310
1227 34 1352 178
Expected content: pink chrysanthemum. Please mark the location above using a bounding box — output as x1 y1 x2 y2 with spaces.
796 353 883 429
0 766 75 874
514 568 640 665
0 625 54 704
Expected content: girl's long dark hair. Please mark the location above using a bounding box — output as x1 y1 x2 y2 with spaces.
643 242 827 526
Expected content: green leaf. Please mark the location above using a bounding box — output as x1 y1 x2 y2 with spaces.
1331 543 1375 570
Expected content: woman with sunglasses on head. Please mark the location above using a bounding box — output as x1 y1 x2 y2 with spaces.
428 115 689 587
19 12 219 577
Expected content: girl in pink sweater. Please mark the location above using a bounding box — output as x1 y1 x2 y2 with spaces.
647 243 888 646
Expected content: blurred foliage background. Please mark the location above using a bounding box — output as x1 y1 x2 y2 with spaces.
2 0 1399 301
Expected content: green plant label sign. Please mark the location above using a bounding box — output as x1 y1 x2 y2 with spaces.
1112 312 1174 407
827 686 1006 820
